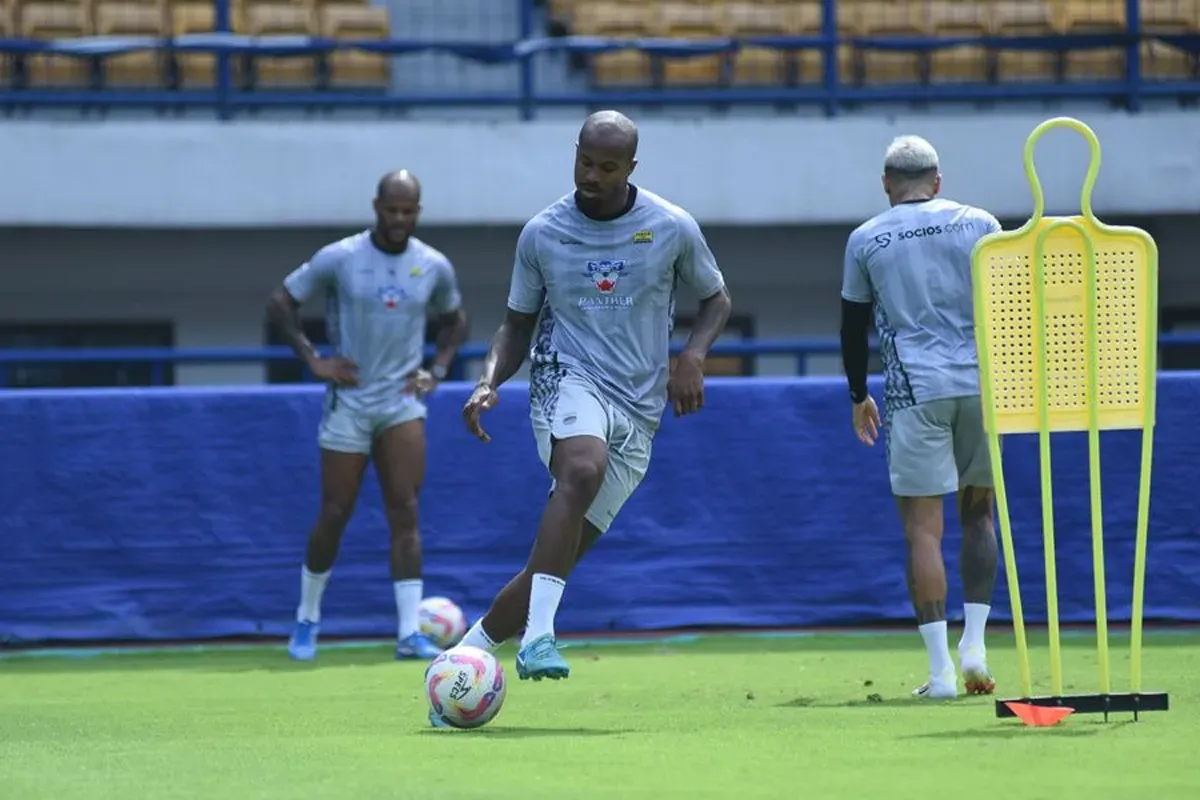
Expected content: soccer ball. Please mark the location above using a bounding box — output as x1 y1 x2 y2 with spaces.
418 596 467 648
425 646 507 729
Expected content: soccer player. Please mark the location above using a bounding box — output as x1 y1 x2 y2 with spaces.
266 170 469 662
457 110 732 684
839 135 1002 700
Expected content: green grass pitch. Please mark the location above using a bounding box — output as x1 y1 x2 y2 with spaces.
1 629 1197 799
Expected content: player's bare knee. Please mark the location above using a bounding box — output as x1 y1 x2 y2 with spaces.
556 455 606 501
384 493 420 537
898 497 943 545
958 486 995 534
315 501 354 536
905 526 941 554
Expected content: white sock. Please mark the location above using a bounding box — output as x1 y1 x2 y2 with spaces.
459 619 500 653
919 620 955 678
521 573 566 647
297 566 330 624
961 602 991 652
394 579 422 639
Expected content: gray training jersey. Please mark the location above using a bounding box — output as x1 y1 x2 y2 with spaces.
841 198 1001 413
283 231 462 410
506 186 727 435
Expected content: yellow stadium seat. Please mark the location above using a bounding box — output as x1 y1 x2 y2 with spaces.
658 2 723 86
309 0 369 10
0 3 12 87
852 0 927 85
170 2 217 87
20 2 90 88
929 1 989 83
992 1 1060 82
95 2 167 87
572 2 655 87
548 0 575 25
320 4 391 89
793 0 853 85
244 3 317 88
1062 0 1127 81
1139 0 1197 80
724 1 793 85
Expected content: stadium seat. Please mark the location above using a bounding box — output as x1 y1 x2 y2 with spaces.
0 2 11 88
1139 0 1198 80
548 0 575 25
305 0 369 21
928 1 989 83
852 1 927 85
170 2 219 87
1062 0 1127 80
244 3 318 88
793 0 854 85
19 2 91 88
320 4 391 89
572 2 654 87
658 2 724 86
94 2 168 88
723 1 795 86
992 1 1061 82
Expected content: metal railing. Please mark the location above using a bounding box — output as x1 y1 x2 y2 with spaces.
3 333 1200 387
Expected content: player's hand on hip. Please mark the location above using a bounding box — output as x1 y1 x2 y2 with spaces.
309 356 359 387
667 351 705 417
462 381 499 443
403 369 437 398
852 396 882 446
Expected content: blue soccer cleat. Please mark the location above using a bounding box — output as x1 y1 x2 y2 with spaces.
288 620 320 661
516 633 570 681
396 632 443 660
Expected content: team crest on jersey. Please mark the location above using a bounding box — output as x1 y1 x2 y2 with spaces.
632 229 653 244
409 266 424 277
586 260 626 294
377 284 408 309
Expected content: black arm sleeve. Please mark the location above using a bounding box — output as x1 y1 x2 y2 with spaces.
839 298 873 404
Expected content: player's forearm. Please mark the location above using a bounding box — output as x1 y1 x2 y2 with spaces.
480 311 537 389
680 286 732 361
840 298 873 403
266 287 320 366
432 309 469 374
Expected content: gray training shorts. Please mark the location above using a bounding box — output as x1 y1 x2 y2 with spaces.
884 395 994 497
318 392 427 454
530 374 652 536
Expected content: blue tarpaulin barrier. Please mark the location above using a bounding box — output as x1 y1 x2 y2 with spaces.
2 375 1199 645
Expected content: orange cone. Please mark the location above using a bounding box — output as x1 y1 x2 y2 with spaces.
1005 702 1075 727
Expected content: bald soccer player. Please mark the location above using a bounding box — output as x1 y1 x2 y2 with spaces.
454 111 732 695
840 136 1003 700
267 170 469 662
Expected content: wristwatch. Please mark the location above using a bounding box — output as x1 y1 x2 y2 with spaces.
431 363 448 381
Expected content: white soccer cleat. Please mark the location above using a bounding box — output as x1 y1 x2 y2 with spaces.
959 644 996 695
912 669 959 700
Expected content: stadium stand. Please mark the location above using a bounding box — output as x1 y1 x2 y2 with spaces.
0 2 1197 116
550 0 1200 91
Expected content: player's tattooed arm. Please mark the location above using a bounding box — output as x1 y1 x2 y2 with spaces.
480 309 539 389
266 286 320 365
680 286 733 362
